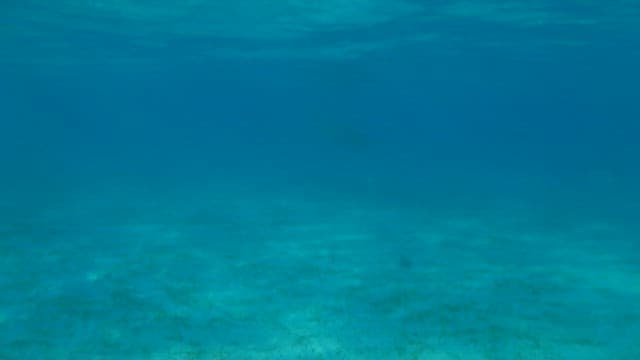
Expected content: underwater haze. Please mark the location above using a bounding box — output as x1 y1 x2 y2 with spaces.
1 1 640 358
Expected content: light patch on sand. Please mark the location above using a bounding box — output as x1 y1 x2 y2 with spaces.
271 307 345 358
149 344 209 360
332 233 372 241
281 223 335 233
572 267 640 296
85 271 103 282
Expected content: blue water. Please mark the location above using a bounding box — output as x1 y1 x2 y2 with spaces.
1 1 640 358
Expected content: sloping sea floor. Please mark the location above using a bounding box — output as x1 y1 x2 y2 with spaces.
1 180 639 359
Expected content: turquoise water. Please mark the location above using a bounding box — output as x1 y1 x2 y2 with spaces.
1 1 640 359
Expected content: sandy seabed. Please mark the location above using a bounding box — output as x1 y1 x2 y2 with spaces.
1 182 639 359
